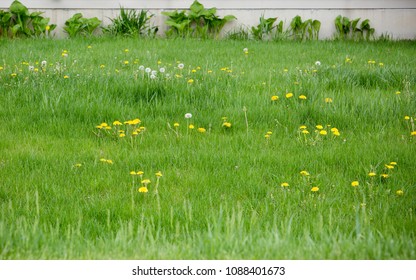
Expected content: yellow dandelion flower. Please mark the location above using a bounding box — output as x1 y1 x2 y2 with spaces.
283 68 288 72
332 131 340 136
385 164 394 170
351 181 359 187
404 116 410 120
319 130 328 135
45 25 51 31
302 130 310 134
63 75 69 79
311 186 319 192
138 186 148 193
113 120 122 126
222 122 232 128
119 133 126 137
411 131 416 136
381 174 389 179
99 158 107 162
189 124 195 129
191 69 197 73
271 95 279 101
299 125 307 130
187 79 194 84
316 125 324 130
379 62 384 67
137 171 144 176
197 128 206 133
389 162 397 166
155 171 163 177
396 190 404 196
141 179 151 184
395 91 401 95
299 95 307 100
325 97 333 103
264 134 270 139
100 64 105 68
124 49 129 53
300 170 310 176
130 171 137 175
281 182 289 187
285 93 294 98
266 131 273 135
368 172 376 177
73 163 82 168
106 159 113 164
207 70 213 74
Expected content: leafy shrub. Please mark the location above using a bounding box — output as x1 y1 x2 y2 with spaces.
64 13 101 37
289 15 321 41
103 7 158 37
162 0 236 38
251 15 285 41
0 0 56 38
334 15 375 40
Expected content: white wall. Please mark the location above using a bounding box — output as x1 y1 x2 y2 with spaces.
1 0 415 39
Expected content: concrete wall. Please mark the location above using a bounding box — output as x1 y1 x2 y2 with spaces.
1 0 415 39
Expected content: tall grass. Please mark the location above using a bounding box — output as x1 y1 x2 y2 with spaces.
0 37 415 259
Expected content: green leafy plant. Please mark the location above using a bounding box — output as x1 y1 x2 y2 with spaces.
162 0 235 38
162 10 191 37
64 13 101 37
335 15 375 40
249 15 286 41
251 16 277 40
0 0 56 38
289 15 321 41
103 7 158 37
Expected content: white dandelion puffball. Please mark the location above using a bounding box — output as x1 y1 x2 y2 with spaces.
145 67 151 73
185 113 192 119
178 63 184 70
41 61 47 67
139 65 145 71
159 67 165 73
151 70 157 76
315 61 321 66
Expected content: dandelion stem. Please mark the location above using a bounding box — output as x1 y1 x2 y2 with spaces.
243 106 249 137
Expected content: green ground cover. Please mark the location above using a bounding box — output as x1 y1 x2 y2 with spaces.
0 38 415 259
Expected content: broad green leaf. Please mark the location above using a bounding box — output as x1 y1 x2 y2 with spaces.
9 0 28 16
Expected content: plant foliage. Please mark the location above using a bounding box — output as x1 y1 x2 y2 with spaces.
250 15 285 41
0 0 56 38
64 13 102 38
335 15 375 40
289 15 321 41
103 7 158 37
162 0 236 38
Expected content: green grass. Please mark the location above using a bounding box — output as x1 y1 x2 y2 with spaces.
0 37 415 259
